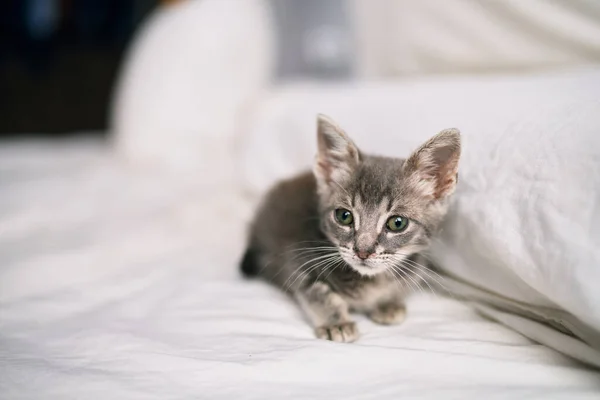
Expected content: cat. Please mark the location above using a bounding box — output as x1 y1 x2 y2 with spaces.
240 114 461 342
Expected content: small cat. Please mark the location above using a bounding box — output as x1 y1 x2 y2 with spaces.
240 114 461 342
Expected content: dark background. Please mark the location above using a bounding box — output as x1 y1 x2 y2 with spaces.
0 0 160 138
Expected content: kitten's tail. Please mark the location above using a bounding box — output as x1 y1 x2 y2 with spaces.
240 247 260 278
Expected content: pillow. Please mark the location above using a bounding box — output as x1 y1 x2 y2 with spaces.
110 0 273 178
236 67 600 366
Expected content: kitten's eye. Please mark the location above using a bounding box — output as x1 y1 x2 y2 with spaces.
334 208 354 226
386 216 409 232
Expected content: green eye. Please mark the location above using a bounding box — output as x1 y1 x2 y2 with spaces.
334 208 354 226
386 216 409 232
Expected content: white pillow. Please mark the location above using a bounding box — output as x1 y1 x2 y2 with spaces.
236 67 600 364
110 0 273 178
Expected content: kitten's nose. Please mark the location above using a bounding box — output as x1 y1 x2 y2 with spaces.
355 250 373 260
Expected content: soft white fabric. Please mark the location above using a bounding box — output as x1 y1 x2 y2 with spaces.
4 2 600 396
236 67 600 363
108 0 600 177
432 96 600 328
352 0 600 77
110 0 273 178
1 140 599 398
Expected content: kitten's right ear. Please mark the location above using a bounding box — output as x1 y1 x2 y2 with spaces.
314 114 360 190
403 128 461 200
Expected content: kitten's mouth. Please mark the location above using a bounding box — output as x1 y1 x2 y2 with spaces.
338 248 388 276
342 256 387 277
349 262 386 277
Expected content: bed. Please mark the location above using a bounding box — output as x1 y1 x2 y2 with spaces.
0 138 598 398
3 1 600 398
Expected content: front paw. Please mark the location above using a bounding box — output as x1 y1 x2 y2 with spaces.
368 303 406 325
315 322 359 343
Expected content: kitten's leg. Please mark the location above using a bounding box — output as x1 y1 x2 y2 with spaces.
296 282 358 342
368 299 406 325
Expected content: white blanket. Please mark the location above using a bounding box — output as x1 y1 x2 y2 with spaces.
1 138 599 399
236 67 600 367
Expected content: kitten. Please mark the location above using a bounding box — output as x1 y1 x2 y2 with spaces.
240 114 461 342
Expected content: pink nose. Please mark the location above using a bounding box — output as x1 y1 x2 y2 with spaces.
355 250 373 260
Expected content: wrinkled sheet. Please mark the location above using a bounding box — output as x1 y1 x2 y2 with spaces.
237 67 600 367
1 139 599 399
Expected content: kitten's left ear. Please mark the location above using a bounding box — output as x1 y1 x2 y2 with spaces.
403 128 461 200
314 114 361 189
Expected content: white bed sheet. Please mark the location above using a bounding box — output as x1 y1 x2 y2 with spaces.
1 139 599 399
235 67 600 368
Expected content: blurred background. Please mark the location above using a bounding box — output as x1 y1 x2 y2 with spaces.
2 0 600 139
0 0 161 137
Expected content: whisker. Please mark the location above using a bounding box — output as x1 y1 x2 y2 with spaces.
286 246 340 253
386 261 424 296
283 254 339 292
281 253 335 291
314 257 343 282
285 249 337 263
390 255 458 300
397 257 450 293
281 240 332 250
398 265 426 296
385 266 407 292
293 255 342 290
383 260 414 293
285 247 339 258
392 253 449 285
399 262 438 298
323 259 344 282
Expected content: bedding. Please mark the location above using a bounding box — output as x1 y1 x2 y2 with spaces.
4 2 600 398
0 139 600 399
236 67 600 366
1 135 600 398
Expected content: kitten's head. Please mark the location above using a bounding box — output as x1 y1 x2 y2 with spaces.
313 114 461 276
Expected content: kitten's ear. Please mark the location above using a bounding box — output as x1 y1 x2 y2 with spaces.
403 128 461 200
314 114 361 189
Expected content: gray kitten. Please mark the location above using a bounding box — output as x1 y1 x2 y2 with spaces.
241 114 461 342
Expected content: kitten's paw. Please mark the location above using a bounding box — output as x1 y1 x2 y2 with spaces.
315 322 359 343
368 303 406 325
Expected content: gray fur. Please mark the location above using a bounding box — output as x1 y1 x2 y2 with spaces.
242 114 461 342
